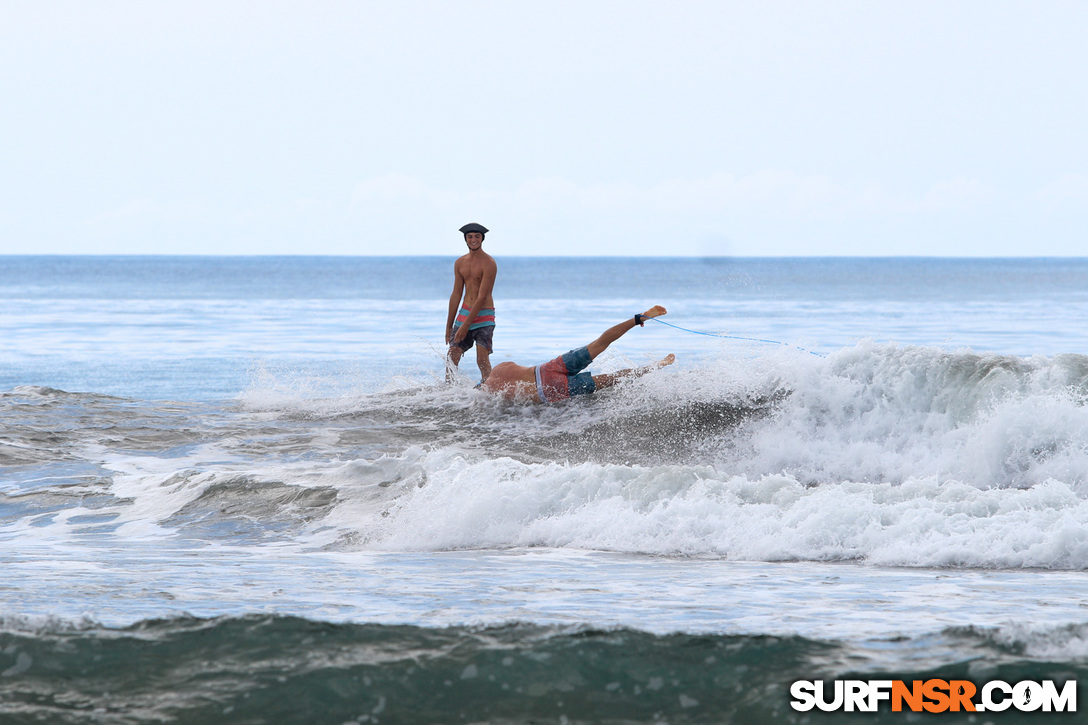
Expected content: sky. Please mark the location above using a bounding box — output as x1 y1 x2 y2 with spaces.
1 1 1086 256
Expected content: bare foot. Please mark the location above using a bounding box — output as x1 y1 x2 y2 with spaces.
642 305 667 319
656 354 676 367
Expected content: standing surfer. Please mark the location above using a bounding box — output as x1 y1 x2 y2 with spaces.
446 222 497 383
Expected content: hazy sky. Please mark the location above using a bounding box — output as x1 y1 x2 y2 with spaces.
2 1 1085 256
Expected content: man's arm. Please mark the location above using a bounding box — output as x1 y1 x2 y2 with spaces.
585 305 667 359
446 260 466 345
452 257 497 343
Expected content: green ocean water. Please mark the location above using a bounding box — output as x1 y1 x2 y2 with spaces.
2 616 1083 724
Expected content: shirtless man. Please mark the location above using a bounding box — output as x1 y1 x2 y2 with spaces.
446 222 498 382
481 306 675 403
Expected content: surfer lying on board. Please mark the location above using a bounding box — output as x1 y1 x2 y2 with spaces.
480 306 675 403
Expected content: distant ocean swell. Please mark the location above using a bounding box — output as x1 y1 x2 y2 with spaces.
1 615 1085 725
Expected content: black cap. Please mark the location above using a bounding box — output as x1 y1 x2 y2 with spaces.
459 223 489 235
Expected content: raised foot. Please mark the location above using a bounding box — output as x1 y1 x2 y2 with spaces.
641 305 667 320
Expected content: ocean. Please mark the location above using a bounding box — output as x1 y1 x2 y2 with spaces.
2 255 1087 724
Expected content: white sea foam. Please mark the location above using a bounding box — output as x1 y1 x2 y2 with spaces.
994 622 1088 660
9 343 1087 571
285 342 1088 565
315 448 1088 568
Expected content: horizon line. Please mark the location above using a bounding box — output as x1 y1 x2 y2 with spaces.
2 253 1087 260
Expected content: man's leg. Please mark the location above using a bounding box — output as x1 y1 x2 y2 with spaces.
445 346 464 383
591 354 675 391
470 325 494 382
475 346 492 382
585 305 667 360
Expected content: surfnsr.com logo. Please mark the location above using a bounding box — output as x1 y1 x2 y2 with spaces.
790 679 1076 713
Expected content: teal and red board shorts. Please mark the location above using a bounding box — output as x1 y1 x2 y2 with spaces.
534 346 597 403
451 307 495 353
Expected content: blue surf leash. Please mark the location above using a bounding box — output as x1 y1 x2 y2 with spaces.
648 317 826 357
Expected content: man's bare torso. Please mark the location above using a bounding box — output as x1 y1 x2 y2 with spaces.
456 251 496 308
480 361 538 401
